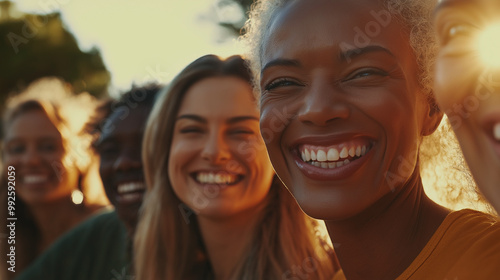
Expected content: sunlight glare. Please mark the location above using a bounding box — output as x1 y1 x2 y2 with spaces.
477 22 500 69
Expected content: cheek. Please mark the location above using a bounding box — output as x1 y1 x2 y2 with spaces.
3 155 17 166
435 55 480 110
167 140 192 203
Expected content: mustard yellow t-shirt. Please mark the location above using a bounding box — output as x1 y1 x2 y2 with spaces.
333 209 500 280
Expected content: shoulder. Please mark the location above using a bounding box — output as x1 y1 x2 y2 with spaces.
16 209 129 280
443 209 500 279
444 209 500 240
413 209 500 279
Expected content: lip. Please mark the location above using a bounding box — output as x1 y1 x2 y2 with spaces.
289 134 375 181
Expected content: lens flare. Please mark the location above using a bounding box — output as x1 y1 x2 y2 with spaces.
476 22 500 69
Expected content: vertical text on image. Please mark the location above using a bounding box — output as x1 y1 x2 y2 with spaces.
6 166 16 273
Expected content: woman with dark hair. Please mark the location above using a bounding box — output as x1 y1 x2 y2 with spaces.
134 54 337 280
0 78 108 279
14 84 161 280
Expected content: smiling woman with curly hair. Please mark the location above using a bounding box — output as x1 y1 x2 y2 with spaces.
242 0 500 279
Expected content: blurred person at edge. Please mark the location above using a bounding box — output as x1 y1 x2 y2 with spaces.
243 0 500 279
14 84 161 280
434 0 500 214
134 54 338 280
0 77 109 279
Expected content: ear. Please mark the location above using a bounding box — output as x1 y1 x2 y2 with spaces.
421 97 443 136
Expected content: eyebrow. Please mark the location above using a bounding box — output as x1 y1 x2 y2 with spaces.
339 45 395 62
434 0 470 15
261 45 395 71
261 58 301 72
177 114 259 124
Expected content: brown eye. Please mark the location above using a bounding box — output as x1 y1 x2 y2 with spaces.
264 78 301 91
441 24 476 45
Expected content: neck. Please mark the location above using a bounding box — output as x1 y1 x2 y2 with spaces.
325 170 450 280
197 203 265 280
29 195 88 253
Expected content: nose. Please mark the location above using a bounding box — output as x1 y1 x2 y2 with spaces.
22 146 42 166
297 80 350 126
113 149 142 172
201 131 231 164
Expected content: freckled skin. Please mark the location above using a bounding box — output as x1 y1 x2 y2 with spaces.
259 0 449 279
434 0 500 213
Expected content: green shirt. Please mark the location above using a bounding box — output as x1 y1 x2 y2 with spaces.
15 210 130 280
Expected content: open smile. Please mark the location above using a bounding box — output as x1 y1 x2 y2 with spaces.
116 181 146 203
291 137 374 180
190 171 244 186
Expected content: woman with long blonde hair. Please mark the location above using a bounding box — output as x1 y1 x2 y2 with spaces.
0 77 108 279
134 55 337 280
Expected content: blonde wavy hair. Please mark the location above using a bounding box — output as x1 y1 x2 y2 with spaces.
134 55 337 280
0 77 108 279
241 0 491 212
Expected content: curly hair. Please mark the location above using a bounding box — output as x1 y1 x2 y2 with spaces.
242 0 438 100
241 0 492 213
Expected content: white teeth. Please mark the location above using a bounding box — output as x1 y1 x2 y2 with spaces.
316 150 327 162
300 144 370 167
311 150 317 161
494 123 500 141
117 182 146 194
340 147 349 159
327 148 339 161
305 149 311 161
306 158 353 169
196 172 237 184
24 175 47 184
348 147 355 157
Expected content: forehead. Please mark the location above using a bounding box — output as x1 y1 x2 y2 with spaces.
6 110 61 140
435 0 500 15
178 76 258 117
100 105 151 141
262 0 411 66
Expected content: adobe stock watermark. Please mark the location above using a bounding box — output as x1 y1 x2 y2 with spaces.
385 140 420 192
7 0 74 54
260 106 294 145
111 265 135 280
178 158 242 224
99 65 169 135
177 105 292 224
282 256 319 280
445 70 500 131
339 5 399 63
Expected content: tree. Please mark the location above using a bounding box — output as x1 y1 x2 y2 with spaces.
0 1 110 116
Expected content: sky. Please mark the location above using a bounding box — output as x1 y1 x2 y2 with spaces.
14 0 245 94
